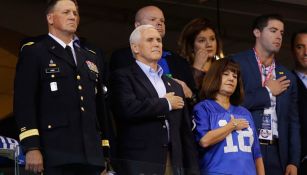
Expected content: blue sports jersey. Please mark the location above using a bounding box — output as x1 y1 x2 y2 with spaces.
193 100 262 175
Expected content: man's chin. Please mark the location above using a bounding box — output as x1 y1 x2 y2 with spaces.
153 55 162 60
272 48 280 54
66 28 77 33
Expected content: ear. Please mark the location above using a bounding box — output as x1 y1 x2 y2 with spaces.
135 22 141 28
253 28 261 38
47 13 53 25
131 43 139 54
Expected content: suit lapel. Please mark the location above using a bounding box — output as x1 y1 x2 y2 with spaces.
247 50 262 86
132 63 159 97
275 65 284 121
162 75 173 93
74 45 86 70
46 36 76 68
293 71 307 91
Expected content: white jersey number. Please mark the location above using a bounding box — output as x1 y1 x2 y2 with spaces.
218 120 254 153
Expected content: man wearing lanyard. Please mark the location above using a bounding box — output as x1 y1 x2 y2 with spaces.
291 29 307 175
231 14 300 175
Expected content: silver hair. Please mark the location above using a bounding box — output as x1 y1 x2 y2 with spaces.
129 24 156 45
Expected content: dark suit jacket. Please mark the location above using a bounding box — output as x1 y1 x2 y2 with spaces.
110 47 196 92
109 62 199 175
14 35 108 168
293 71 307 160
231 49 300 169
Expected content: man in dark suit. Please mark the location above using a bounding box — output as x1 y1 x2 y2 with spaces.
110 6 196 101
14 0 110 174
231 14 300 175
110 25 199 175
291 29 307 175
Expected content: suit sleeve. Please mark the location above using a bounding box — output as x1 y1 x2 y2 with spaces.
94 49 115 156
109 70 170 122
287 75 301 167
14 46 41 152
179 86 200 175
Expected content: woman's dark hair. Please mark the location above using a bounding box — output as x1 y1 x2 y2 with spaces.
200 58 244 106
178 18 221 64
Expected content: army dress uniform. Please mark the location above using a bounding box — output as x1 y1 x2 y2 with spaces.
14 35 109 169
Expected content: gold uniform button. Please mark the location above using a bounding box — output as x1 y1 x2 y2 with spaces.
81 107 85 111
48 125 52 129
78 85 82 90
51 74 55 78
80 96 84 101
77 75 81 80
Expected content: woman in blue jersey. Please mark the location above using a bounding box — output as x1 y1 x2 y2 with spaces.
193 58 265 175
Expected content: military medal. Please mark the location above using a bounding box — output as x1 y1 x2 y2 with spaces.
86 60 99 73
49 59 57 67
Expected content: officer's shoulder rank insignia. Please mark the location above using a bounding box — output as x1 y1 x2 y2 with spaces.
20 41 35 51
86 60 99 73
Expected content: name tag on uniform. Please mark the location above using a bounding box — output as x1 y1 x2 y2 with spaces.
259 114 273 140
45 67 60 74
50 82 58 91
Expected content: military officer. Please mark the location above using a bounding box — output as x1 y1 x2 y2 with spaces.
14 0 110 174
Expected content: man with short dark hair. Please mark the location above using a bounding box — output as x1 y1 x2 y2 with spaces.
291 29 307 175
231 14 300 175
14 0 109 174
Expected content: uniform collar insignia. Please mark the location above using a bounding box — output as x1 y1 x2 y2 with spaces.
87 49 96 55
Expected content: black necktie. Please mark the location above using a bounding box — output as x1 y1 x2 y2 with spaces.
65 45 76 65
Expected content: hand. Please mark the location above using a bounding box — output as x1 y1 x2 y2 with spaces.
101 168 107 175
193 48 209 71
230 115 249 130
265 75 290 96
25 149 44 174
172 78 193 98
164 92 184 110
285 164 297 175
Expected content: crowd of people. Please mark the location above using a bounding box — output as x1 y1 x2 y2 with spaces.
7 0 306 174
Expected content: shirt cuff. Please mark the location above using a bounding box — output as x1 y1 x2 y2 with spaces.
166 99 172 111
265 86 273 98
265 86 274 106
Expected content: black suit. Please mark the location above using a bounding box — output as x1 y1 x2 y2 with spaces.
293 71 307 174
14 35 108 170
110 47 196 92
109 62 199 175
